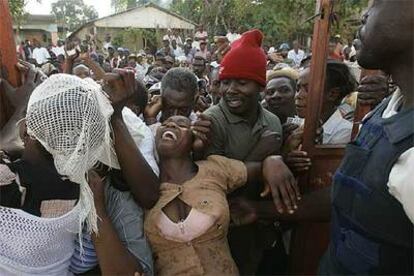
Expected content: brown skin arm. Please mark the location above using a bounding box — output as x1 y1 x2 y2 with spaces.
89 171 143 275
80 53 105 80
104 71 159 209
230 186 331 225
244 155 300 214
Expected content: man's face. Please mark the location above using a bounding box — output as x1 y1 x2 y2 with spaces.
220 79 261 116
172 40 177 48
200 43 206 51
128 59 137 68
57 41 63 47
265 77 296 118
161 88 195 121
209 69 221 104
163 40 170 48
295 68 310 118
108 47 115 56
357 0 413 69
192 59 206 76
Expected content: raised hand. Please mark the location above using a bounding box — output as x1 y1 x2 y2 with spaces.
102 69 136 114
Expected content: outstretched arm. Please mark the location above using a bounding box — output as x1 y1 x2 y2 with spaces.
104 70 159 209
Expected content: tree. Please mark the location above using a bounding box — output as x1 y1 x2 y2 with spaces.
111 0 165 13
170 0 370 46
51 0 98 33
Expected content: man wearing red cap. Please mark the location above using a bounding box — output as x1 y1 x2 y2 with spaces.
203 29 299 274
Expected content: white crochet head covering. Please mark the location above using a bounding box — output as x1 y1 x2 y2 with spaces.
25 73 119 235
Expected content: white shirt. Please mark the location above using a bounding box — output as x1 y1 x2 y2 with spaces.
135 63 149 82
52 46 65 57
322 109 353 144
379 89 414 223
122 108 159 176
226 32 241 44
173 46 185 57
32 47 51 65
287 49 305 67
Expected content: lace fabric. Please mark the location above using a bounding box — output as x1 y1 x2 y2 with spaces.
0 204 81 275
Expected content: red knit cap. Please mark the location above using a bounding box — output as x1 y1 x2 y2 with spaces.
219 29 266 86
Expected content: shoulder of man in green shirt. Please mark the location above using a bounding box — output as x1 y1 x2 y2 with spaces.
203 100 282 160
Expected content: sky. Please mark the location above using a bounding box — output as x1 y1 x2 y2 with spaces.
25 0 172 18
25 0 114 17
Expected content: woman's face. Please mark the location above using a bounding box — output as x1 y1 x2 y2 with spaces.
156 116 193 158
295 68 310 118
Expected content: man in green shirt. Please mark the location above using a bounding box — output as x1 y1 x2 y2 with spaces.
204 29 298 275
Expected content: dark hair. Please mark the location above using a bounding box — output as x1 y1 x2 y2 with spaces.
161 68 198 98
326 60 357 99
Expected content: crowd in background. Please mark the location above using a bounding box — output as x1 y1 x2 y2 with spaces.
2 1 412 275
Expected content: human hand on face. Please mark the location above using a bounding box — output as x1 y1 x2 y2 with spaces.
102 69 136 114
357 74 388 106
144 95 163 122
260 155 300 214
229 197 258 226
191 113 211 152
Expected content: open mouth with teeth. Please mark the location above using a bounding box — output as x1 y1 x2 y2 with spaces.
226 98 243 108
161 130 178 141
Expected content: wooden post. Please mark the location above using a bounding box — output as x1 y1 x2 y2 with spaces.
288 0 340 274
0 0 20 128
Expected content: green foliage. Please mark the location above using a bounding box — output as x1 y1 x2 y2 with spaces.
171 0 370 45
111 0 166 13
51 0 98 32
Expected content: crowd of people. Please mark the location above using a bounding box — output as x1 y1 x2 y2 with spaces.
0 0 413 275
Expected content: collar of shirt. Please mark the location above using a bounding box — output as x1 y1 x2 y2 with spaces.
218 99 268 131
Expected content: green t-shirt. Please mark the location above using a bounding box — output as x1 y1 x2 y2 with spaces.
203 100 283 162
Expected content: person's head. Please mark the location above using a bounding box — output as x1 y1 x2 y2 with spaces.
199 40 207 51
292 40 300 51
171 39 177 49
265 68 299 123
160 68 198 122
73 64 90 79
219 29 267 116
209 66 221 104
279 43 290 58
162 39 170 48
357 0 413 71
108 46 115 56
117 48 124 57
198 25 204 32
167 28 172 35
105 33 111 43
24 74 115 231
185 37 193 46
57 40 63 47
155 115 193 159
295 60 357 119
128 55 137 68
192 56 206 77
328 39 337 55
164 55 175 70
334 34 341 44
155 52 165 66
